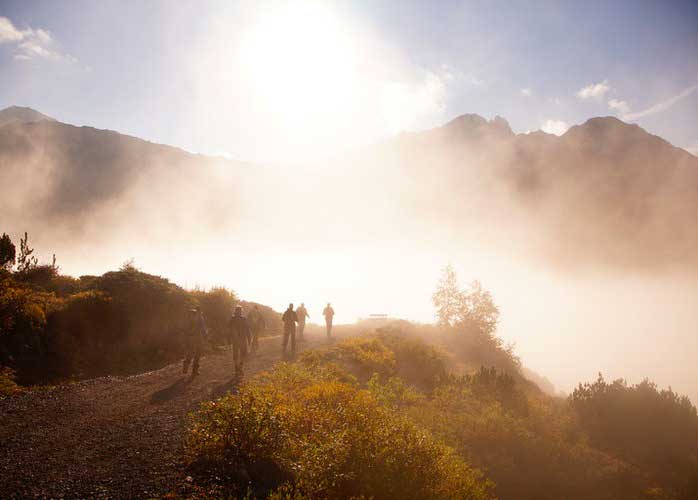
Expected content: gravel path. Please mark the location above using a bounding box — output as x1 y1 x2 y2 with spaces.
0 332 336 499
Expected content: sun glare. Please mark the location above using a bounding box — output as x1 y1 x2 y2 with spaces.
237 3 361 141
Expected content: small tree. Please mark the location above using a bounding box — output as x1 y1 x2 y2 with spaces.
433 268 513 369
16 232 38 273
455 280 499 337
0 233 15 270
432 264 461 326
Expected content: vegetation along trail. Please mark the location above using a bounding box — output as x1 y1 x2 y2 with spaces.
0 330 342 499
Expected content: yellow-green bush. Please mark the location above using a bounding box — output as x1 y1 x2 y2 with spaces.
299 336 396 381
366 373 423 408
0 366 23 396
299 332 447 391
187 363 493 499
377 330 448 390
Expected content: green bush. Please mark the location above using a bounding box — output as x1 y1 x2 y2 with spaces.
571 374 698 497
0 366 23 396
191 287 238 344
2 260 248 383
0 274 64 383
299 332 448 391
299 336 396 381
366 373 423 408
186 363 493 499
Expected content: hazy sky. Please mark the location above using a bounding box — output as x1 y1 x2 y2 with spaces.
1 0 697 162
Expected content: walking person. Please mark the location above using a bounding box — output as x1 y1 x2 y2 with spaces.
323 302 335 338
248 305 265 353
281 303 298 355
296 302 309 341
229 305 252 376
183 306 208 377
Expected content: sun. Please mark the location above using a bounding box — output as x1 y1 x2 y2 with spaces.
237 2 361 143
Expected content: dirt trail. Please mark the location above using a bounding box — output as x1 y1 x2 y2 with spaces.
0 332 336 499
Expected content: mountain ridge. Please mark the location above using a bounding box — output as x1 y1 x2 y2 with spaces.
0 105 56 128
2 105 695 159
1 105 696 270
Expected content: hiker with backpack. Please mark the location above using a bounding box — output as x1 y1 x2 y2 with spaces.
281 303 298 355
229 305 252 376
296 302 309 341
183 306 209 376
247 305 265 353
323 303 335 338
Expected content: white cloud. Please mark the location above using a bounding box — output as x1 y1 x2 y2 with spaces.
608 98 630 114
622 84 698 121
541 119 569 136
0 16 76 62
0 16 24 42
576 80 610 100
521 88 532 97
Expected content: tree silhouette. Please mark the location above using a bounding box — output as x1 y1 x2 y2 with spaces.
0 233 15 270
16 232 38 273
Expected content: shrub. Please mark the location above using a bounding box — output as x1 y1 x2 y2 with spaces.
299 336 396 381
0 275 64 383
186 363 493 499
377 330 449 390
571 374 698 496
366 373 423 408
191 287 238 344
299 332 448 391
0 366 23 396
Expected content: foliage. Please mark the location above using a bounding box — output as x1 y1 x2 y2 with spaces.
299 332 447 390
187 362 493 499
0 365 23 396
299 336 396 381
433 265 498 335
188 332 698 500
432 264 461 326
0 233 15 270
191 287 238 344
240 300 284 336
0 275 64 382
366 373 423 408
377 330 449 389
571 374 698 497
432 266 520 376
0 234 281 385
16 232 38 273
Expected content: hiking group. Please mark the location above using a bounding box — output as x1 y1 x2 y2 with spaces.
182 302 335 377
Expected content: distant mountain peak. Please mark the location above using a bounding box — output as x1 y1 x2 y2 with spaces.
564 116 641 136
0 106 56 127
442 113 514 139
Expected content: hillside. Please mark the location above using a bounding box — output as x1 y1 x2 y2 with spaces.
0 106 55 127
1 106 696 271
372 114 698 269
1 247 696 498
0 112 244 252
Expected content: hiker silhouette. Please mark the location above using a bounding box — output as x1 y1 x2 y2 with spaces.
281 303 298 354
